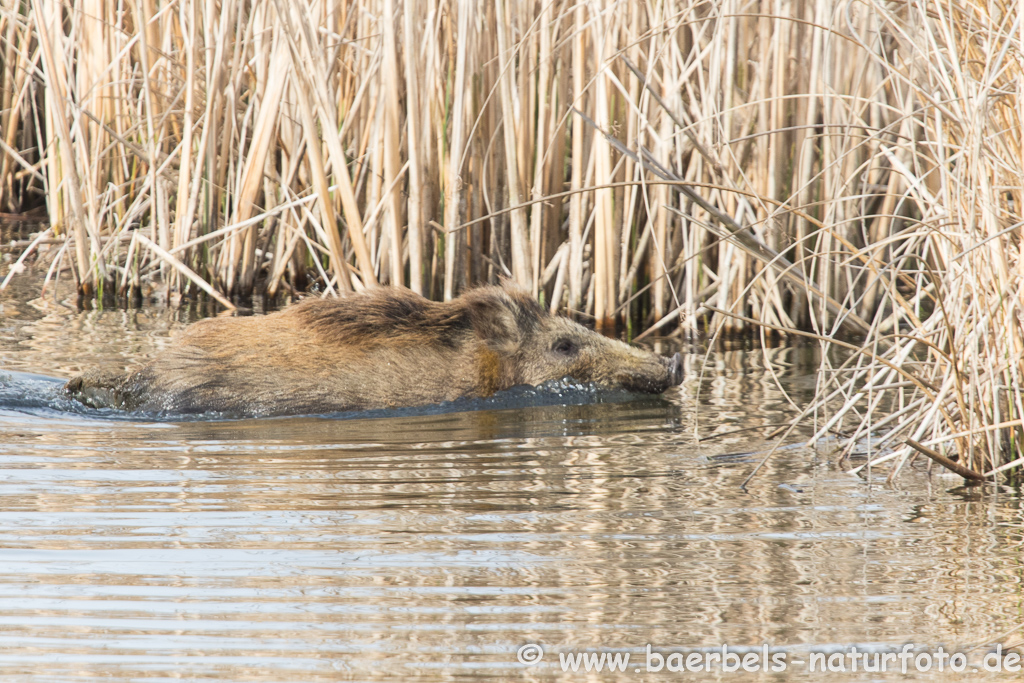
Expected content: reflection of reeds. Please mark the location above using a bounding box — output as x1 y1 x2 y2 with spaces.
0 1 1021 476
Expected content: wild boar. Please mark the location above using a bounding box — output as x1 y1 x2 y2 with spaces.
64 283 683 416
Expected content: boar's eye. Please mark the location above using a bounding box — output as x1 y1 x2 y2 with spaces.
552 338 578 356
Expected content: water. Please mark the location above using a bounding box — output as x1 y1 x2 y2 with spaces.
0 270 1022 681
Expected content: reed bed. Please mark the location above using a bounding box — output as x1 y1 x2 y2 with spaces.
0 0 1022 480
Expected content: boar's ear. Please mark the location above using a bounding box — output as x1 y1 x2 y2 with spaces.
465 287 536 351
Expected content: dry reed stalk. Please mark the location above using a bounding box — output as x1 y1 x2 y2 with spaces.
173 0 196 258
494 0 530 291
528 0 552 297
401 0 424 294
590 0 615 330
380 0 404 286
567 0 587 313
442 0 469 300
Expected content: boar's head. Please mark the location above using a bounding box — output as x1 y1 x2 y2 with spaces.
464 285 683 395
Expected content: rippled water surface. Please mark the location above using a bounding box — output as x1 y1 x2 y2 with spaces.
0 270 1022 681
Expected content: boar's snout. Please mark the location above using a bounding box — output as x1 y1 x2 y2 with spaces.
611 351 684 394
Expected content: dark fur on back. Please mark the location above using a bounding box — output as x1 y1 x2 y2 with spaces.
295 288 470 348
295 285 544 348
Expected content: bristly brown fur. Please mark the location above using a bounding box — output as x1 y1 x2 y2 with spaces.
294 287 472 347
295 284 544 348
482 285 544 329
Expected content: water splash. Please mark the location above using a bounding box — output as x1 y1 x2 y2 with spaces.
0 371 669 422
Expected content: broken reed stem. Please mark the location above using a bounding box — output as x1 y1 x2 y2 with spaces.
0 0 1021 478
133 233 235 311
906 439 988 482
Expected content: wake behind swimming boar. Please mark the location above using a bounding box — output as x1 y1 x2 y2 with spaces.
64 284 683 416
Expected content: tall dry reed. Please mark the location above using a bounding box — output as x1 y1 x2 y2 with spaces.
0 0 1021 478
